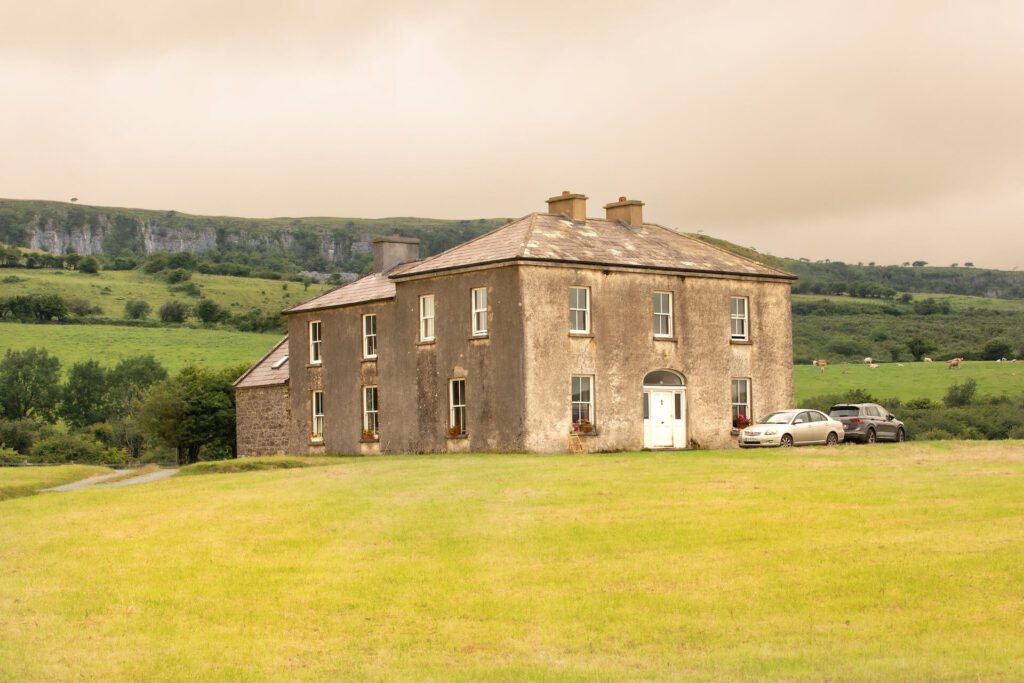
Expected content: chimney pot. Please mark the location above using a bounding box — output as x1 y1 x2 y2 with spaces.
603 196 645 227
546 191 588 221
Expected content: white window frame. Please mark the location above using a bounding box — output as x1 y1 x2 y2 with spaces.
311 390 324 440
362 314 377 359
730 297 749 341
420 295 435 342
731 378 751 425
569 286 590 334
571 374 594 425
449 378 466 436
653 291 673 338
471 287 488 336
309 320 322 365
363 385 379 437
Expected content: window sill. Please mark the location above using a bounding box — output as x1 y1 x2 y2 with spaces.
569 332 594 338
361 357 377 363
653 335 678 342
359 437 379 443
468 334 489 341
571 430 599 437
730 339 752 345
446 433 468 440
416 339 436 346
310 438 324 445
730 428 741 436
306 363 323 368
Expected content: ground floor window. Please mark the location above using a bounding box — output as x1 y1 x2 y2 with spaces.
731 378 751 428
449 379 466 436
311 390 324 440
363 386 379 438
572 375 594 427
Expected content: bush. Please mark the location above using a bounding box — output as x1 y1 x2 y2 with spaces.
169 281 202 297
944 378 977 407
124 299 151 320
159 300 190 323
195 300 228 324
0 446 28 464
67 297 103 317
0 418 53 454
78 256 100 274
982 338 1013 361
163 268 192 284
32 433 123 464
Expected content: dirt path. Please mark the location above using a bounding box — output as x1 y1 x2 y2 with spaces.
43 468 176 492
43 470 129 492
97 469 176 487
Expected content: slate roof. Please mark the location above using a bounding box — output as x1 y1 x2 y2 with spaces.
393 213 795 280
283 213 793 314
233 337 290 388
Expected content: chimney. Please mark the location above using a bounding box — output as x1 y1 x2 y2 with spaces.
372 232 420 273
546 190 588 221
604 196 644 227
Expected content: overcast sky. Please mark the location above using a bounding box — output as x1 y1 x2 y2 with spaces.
2 1 1023 268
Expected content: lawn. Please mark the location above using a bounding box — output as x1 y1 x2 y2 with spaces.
0 322 282 374
794 359 1024 403
0 267 331 319
2 443 1023 680
0 465 110 501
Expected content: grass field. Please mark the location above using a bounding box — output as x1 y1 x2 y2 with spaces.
793 292 1024 313
794 359 1024 403
0 267 331 319
2 443 1023 680
0 465 110 501
0 322 282 374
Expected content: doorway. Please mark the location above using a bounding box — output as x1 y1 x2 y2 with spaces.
643 370 686 449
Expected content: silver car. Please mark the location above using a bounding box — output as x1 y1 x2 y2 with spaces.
739 409 845 448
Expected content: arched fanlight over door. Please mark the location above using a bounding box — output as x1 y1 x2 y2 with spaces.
643 370 684 386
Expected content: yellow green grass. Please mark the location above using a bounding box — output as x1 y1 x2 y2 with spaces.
0 464 111 501
794 359 1024 403
2 443 1023 680
0 267 330 319
0 323 281 374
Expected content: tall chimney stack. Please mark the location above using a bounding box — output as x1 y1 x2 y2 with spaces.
604 196 644 227
546 191 588 221
372 233 420 273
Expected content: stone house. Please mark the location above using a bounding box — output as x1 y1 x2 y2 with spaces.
235 192 795 455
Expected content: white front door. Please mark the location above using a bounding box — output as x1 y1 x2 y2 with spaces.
650 390 675 447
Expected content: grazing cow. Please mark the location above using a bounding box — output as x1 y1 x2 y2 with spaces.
868 363 880 369
863 357 873 365
923 357 933 362
813 359 828 372
948 357 963 369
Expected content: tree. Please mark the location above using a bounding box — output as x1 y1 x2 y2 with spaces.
78 256 100 274
159 300 189 323
124 299 151 320
944 378 977 407
982 339 1013 361
906 337 934 361
137 365 239 465
194 299 228 324
0 348 61 420
106 355 167 457
912 261 928 267
61 360 109 429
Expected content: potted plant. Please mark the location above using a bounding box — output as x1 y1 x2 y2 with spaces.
732 414 751 430
572 419 594 434
361 429 377 441
448 425 464 437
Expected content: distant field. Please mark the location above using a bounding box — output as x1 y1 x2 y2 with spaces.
794 360 1024 403
2 443 1023 680
793 293 1024 312
0 323 281 374
0 267 331 319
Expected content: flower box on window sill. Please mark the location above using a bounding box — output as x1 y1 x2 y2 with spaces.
360 434 379 443
571 420 597 436
571 430 599 437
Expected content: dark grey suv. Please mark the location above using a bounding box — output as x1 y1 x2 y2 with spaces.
828 403 906 444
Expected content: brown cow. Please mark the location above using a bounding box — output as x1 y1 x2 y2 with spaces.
813 359 828 372
948 357 963 369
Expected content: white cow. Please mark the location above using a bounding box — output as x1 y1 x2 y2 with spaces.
863 357 873 364
923 357 933 362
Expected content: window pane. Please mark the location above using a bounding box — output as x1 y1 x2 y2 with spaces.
674 393 682 419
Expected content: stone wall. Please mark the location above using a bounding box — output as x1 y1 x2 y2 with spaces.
236 385 291 456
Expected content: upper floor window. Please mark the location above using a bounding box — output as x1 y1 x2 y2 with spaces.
471 287 488 336
362 314 377 359
569 287 590 334
420 295 435 342
363 386 379 438
731 378 750 426
449 379 466 436
730 297 748 341
571 375 594 426
653 291 673 337
311 390 324 440
309 320 322 364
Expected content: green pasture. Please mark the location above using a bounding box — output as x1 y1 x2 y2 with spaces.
793 292 1024 313
794 359 1024 403
0 323 281 375
0 465 110 501
2 443 1022 680
0 267 330 318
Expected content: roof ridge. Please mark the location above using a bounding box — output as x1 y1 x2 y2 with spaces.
646 222 796 279
517 212 540 257
390 213 536 279
232 336 288 387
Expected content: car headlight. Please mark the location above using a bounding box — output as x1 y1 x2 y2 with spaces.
764 429 778 435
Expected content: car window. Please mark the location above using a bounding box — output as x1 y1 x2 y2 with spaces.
761 412 794 424
811 411 827 422
795 411 812 424
829 406 860 417
864 405 881 417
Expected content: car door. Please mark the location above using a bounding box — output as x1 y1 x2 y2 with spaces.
791 411 815 445
875 405 896 440
866 405 888 439
809 411 830 443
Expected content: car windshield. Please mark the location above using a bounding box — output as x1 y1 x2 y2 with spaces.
829 406 860 417
759 412 794 424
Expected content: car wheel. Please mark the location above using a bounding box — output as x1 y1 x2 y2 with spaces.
780 434 794 448
866 428 876 444
826 432 838 446
896 427 906 442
